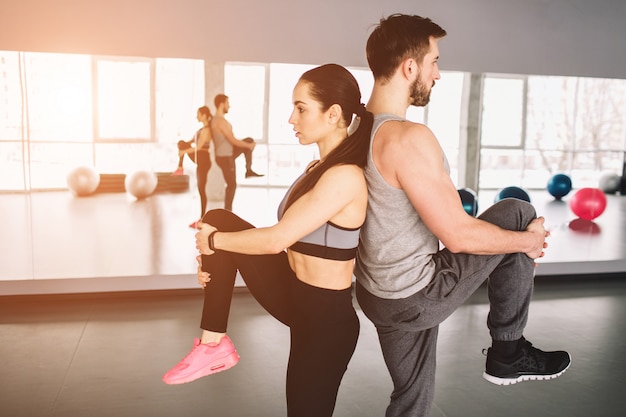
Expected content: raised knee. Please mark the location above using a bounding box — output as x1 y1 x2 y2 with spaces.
201 208 233 224
500 198 537 225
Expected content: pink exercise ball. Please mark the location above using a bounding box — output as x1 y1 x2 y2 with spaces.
569 187 607 221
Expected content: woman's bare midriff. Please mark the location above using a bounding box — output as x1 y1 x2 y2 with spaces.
287 250 354 290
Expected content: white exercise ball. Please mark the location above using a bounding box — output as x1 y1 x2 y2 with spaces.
125 170 158 199
599 172 622 194
67 166 100 196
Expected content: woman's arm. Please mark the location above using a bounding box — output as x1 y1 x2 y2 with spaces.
179 128 211 156
195 164 366 255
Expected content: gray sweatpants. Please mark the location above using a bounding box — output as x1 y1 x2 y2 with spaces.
355 198 537 417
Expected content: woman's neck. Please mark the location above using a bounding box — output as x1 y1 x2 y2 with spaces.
318 129 348 160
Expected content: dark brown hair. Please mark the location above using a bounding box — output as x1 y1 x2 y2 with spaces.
366 14 447 81
284 64 373 210
197 105 212 119
213 94 228 108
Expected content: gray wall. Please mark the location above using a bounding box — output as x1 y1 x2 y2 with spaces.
1 0 625 79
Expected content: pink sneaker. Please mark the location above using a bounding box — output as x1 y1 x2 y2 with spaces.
189 220 200 229
172 168 184 176
162 336 240 385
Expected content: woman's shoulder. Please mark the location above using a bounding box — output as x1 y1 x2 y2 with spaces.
320 164 365 188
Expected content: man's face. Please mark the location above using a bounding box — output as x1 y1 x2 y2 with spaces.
223 99 230 114
409 37 441 107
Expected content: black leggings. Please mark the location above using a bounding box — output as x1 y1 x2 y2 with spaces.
199 209 360 417
177 140 211 217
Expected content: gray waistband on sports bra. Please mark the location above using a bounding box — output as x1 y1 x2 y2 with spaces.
290 221 360 261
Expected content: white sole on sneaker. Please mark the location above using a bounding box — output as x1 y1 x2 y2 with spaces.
482 359 571 386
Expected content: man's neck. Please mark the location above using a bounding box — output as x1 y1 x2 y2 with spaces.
366 83 410 119
367 85 408 118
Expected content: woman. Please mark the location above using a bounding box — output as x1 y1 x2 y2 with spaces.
162 64 373 417
173 105 213 228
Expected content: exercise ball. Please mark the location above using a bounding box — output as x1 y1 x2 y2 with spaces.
67 166 100 196
598 172 621 194
494 186 531 203
547 173 572 199
569 187 607 221
458 188 478 216
125 170 158 199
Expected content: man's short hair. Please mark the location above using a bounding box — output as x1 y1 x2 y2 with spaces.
366 14 446 81
214 94 229 108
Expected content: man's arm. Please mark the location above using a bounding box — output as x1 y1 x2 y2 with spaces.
213 118 255 150
375 121 547 259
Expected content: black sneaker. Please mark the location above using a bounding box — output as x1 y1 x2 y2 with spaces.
482 339 571 385
245 170 264 178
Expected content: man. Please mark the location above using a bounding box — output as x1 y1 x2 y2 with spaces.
211 93 263 211
354 14 571 417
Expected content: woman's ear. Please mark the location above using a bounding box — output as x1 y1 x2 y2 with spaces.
327 103 343 125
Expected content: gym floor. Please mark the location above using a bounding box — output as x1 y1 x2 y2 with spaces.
1 184 625 416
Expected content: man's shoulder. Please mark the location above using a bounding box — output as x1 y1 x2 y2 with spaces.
212 115 231 131
376 119 434 148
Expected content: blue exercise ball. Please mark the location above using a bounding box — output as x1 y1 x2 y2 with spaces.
547 173 572 199
494 186 531 203
458 188 478 216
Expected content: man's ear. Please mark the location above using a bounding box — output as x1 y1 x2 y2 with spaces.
401 58 417 80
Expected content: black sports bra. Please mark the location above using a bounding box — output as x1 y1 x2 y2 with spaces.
277 170 361 261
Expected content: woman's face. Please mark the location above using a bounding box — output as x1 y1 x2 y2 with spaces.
197 111 208 123
288 81 332 146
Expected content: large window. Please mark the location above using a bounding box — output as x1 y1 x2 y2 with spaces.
479 74 626 189
0 51 204 190
12 51 623 195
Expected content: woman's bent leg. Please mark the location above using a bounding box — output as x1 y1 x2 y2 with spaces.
164 209 276 385
177 140 196 164
200 209 295 329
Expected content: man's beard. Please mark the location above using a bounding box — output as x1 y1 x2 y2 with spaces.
409 76 433 107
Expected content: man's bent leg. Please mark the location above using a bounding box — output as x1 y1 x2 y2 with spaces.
477 198 537 341
476 199 571 384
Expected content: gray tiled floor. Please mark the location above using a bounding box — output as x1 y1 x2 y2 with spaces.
1 277 625 417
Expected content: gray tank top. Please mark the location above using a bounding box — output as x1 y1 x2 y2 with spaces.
211 116 234 157
354 113 445 299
